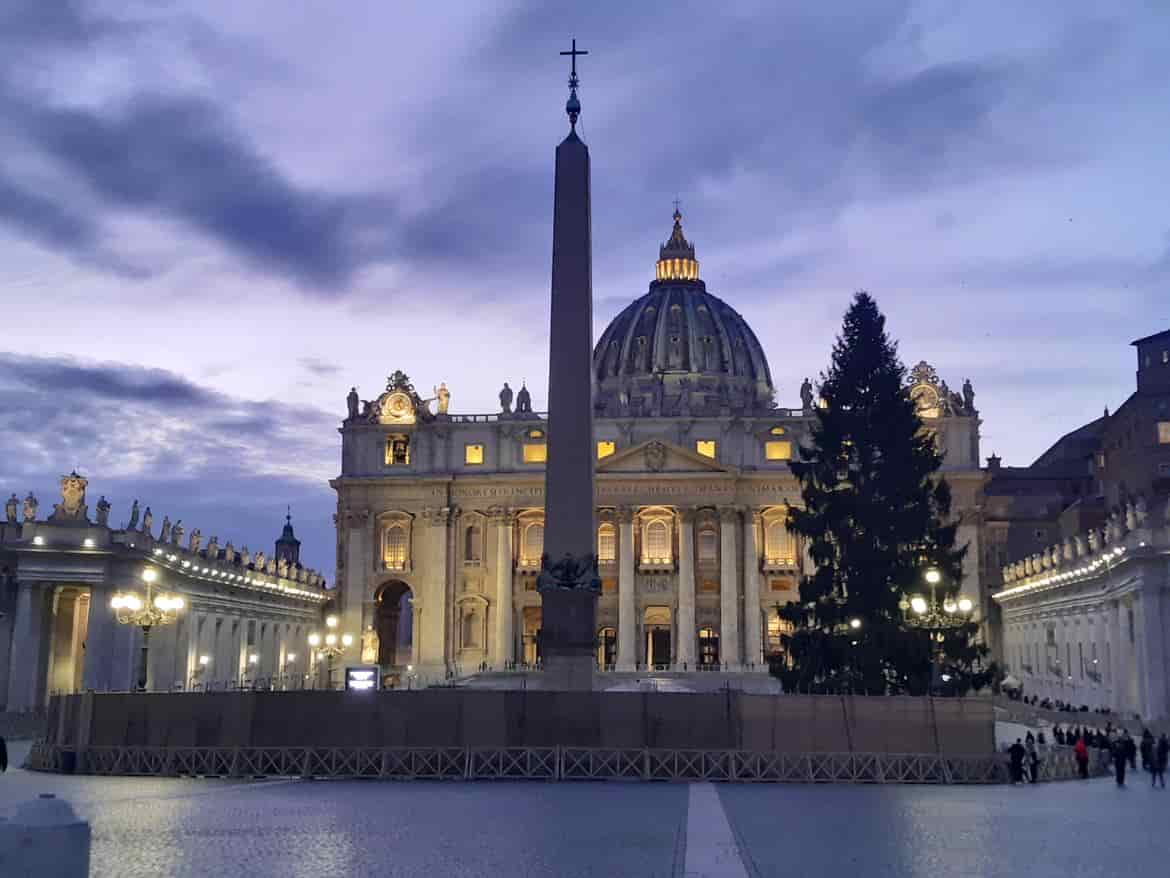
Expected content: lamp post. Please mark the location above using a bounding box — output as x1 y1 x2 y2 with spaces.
111 567 185 691
307 614 355 689
899 567 974 693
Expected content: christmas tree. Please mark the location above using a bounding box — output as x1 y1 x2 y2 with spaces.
776 292 985 695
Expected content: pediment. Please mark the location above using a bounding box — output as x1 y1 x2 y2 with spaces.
597 439 730 474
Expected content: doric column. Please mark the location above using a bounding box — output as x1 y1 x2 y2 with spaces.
493 509 515 667
617 506 637 671
419 506 451 672
1142 587 1167 721
719 506 741 670
6 582 50 711
742 508 763 670
675 507 696 670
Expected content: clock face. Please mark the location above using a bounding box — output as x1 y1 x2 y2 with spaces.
380 391 416 424
911 384 940 420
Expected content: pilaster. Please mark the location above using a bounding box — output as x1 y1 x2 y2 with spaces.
719 506 740 670
617 506 637 671
492 508 515 667
675 507 696 670
742 508 763 670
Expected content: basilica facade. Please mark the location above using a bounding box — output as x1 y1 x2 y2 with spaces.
331 213 986 685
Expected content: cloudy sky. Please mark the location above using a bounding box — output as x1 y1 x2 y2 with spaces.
1 1 1167 574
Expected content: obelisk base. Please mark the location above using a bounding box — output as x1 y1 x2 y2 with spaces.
538 589 598 691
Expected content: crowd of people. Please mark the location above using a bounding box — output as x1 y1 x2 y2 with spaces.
1006 723 1169 786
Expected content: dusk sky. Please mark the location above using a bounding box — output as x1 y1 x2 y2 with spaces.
1 1 1167 576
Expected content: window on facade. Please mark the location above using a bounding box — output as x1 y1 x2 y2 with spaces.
462 611 480 648
645 520 670 561
384 525 408 570
695 440 716 459
385 435 410 466
1158 421 1170 444
598 523 616 563
522 523 544 565
766 614 792 654
765 521 796 565
765 440 792 461
697 528 718 563
597 440 616 460
523 443 547 463
464 523 482 564
465 444 484 465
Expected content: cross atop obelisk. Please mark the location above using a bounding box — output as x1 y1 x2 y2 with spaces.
560 38 588 129
537 39 598 690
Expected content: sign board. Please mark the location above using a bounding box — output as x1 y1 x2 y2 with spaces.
345 665 380 692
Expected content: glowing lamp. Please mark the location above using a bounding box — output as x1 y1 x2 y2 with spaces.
341 633 354 647
326 615 338 629
910 596 928 616
924 569 942 585
957 597 973 614
308 633 321 647
849 618 862 630
325 633 337 647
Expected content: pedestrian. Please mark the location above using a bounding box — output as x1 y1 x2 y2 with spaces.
1154 734 1169 789
1124 730 1137 770
1074 735 1090 779
1027 737 1041 783
0 732 7 773
1141 730 1155 774
1112 736 1128 787
1009 738 1026 784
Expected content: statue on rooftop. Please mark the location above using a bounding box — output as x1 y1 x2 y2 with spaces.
172 520 184 547
95 495 110 527
22 492 38 523
5 493 17 523
189 528 201 553
962 378 976 413
159 515 171 543
499 382 513 414
434 382 450 415
346 386 359 421
127 500 139 530
800 378 814 414
516 382 532 414
206 535 219 558
142 507 153 537
278 558 289 578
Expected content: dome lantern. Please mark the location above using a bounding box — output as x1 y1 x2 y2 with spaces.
655 208 700 282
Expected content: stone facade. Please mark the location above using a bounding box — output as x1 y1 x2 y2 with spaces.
0 478 329 712
331 217 985 686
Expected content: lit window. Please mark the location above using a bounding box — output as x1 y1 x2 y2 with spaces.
523 443 547 463
522 523 544 565
767 614 793 653
597 440 616 460
465 443 484 464
769 426 786 435
695 440 716 459
697 528 718 562
598 523 616 562
765 521 796 566
646 520 669 560
384 525 408 570
385 435 410 465
765 440 792 461
1158 421 1170 444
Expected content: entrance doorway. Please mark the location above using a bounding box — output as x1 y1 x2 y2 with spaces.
375 580 413 667
698 627 720 669
597 627 616 669
522 606 542 666
644 606 671 669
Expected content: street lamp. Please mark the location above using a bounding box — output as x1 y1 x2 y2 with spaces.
111 567 185 691
899 567 975 693
307 614 355 689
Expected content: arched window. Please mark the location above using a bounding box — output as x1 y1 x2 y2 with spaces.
697 528 718 563
384 524 408 570
646 520 669 561
464 523 482 564
765 521 795 566
598 523 616 563
522 523 544 565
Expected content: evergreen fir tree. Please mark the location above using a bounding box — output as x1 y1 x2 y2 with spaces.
776 292 984 695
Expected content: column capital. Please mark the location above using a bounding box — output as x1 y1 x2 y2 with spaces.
677 506 698 525
487 506 515 526
422 506 454 527
717 505 742 524
617 505 637 524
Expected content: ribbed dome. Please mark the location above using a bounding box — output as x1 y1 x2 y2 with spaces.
591 211 775 417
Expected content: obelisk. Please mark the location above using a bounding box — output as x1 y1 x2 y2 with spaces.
537 39 599 691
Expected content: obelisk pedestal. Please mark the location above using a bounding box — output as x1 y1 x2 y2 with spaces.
536 41 599 691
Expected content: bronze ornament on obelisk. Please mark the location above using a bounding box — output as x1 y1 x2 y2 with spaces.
536 39 600 690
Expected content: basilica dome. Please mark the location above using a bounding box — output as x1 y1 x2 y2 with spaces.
592 211 775 417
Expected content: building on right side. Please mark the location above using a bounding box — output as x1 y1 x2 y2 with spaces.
992 328 1170 722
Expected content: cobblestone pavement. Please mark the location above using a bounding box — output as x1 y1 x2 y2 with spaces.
3 741 1169 877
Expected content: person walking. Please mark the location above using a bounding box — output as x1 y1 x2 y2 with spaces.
1074 735 1090 779
1112 735 1128 787
1141 730 1155 776
0 732 7 773
1154 734 1169 789
1124 730 1137 771
1009 738 1026 784
1026 737 1040 783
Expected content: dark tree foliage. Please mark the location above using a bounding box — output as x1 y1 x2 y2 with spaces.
775 292 986 695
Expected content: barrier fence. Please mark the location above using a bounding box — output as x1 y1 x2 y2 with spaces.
25 742 1110 784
